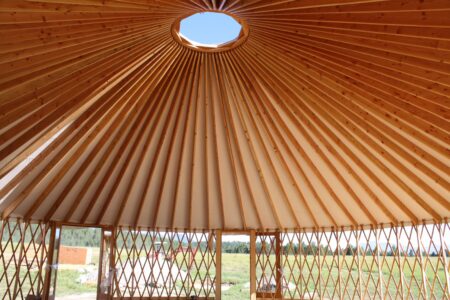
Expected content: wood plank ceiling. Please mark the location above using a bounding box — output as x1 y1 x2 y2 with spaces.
0 0 448 231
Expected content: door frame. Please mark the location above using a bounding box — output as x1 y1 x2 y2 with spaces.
219 230 282 300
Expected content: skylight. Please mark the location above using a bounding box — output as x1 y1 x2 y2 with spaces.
179 12 242 47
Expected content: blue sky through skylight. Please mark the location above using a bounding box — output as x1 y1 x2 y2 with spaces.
179 12 242 46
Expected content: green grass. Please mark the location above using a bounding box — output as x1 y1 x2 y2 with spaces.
1 254 446 299
210 254 446 300
55 270 98 296
222 254 250 300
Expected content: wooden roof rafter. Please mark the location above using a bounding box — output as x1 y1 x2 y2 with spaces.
0 0 448 230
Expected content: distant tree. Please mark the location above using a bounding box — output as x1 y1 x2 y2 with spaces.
59 227 102 247
222 241 250 254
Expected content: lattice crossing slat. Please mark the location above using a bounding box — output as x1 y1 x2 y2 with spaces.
0 219 50 300
111 228 217 299
1 220 449 299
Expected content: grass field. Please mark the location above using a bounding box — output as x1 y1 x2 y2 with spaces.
1 252 447 299
220 254 447 299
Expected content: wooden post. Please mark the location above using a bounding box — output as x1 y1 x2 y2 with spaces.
215 230 222 300
394 225 405 299
356 227 363 300
42 222 55 300
376 226 383 299
43 222 61 300
438 221 450 297
0 219 4 250
316 230 322 300
109 227 116 300
275 231 282 299
12 219 24 299
37 222 49 295
97 228 106 299
131 230 136 297
299 231 303 299
250 230 256 300
97 227 113 300
337 229 343 300
415 224 428 299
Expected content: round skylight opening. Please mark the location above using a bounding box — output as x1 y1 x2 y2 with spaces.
172 12 248 52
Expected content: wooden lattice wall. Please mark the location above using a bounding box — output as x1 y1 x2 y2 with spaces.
111 228 218 299
255 222 450 299
0 219 449 299
0 219 51 300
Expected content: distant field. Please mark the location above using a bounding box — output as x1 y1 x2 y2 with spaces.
0 252 446 299
218 254 447 300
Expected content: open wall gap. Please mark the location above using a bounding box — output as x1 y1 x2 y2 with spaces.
54 225 102 300
221 233 251 300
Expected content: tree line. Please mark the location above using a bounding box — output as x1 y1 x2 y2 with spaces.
2 226 447 257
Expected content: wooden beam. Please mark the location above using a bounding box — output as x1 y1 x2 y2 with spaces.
42 222 61 300
1 0 449 231
275 231 282 298
215 230 222 300
250 230 256 300
98 227 114 300
97 228 106 299
438 221 450 297
109 227 116 300
12 219 24 299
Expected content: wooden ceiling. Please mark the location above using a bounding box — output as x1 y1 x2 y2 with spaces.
0 0 449 231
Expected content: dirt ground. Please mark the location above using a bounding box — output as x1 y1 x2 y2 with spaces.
56 293 96 300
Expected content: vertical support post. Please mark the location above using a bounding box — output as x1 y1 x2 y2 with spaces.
109 227 116 300
415 224 428 299
13 219 24 299
395 224 405 300
97 228 106 299
376 225 384 299
98 227 113 300
250 230 256 300
43 222 61 300
275 231 282 299
438 221 450 297
0 218 5 295
37 222 48 295
187 232 191 295
337 229 342 300
215 230 222 300
0 218 4 247
316 230 322 300
0 219 4 284
357 227 363 300
299 231 303 299
131 229 136 297
167 231 173 297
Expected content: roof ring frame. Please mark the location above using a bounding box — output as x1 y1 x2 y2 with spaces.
171 11 249 53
